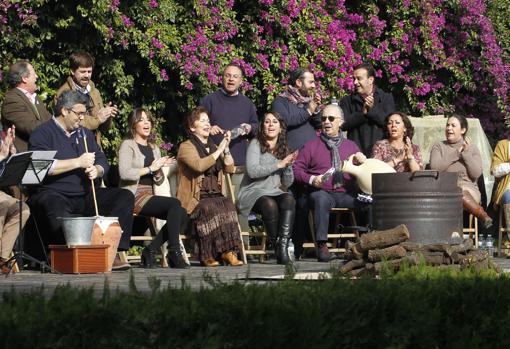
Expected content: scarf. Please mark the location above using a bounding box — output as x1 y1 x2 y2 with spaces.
188 134 223 175
320 132 344 188
278 85 312 107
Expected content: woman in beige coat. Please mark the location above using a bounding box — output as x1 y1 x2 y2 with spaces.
176 107 243 267
118 108 187 268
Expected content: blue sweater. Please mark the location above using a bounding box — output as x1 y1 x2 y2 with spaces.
199 90 258 166
28 119 109 196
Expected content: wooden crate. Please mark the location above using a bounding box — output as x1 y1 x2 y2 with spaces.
50 245 109 274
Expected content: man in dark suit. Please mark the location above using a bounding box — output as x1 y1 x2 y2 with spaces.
341 62 395 156
1 60 52 151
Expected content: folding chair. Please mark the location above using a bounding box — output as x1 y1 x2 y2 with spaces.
305 207 359 254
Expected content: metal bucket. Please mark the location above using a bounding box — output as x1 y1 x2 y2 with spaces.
59 217 96 246
372 171 463 244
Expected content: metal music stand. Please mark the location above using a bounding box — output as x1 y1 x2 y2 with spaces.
0 152 58 275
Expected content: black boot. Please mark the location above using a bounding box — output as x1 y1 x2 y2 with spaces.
263 218 279 248
167 248 189 269
276 209 294 265
141 247 156 268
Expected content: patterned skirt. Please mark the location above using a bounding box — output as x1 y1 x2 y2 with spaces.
190 194 242 261
133 184 153 215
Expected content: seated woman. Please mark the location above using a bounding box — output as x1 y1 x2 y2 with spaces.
490 139 510 225
371 112 423 172
237 112 297 264
118 108 187 269
429 114 492 228
176 106 243 267
0 126 30 274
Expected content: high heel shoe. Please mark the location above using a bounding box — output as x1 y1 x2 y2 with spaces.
221 251 243 266
201 258 220 267
167 250 189 269
141 247 155 268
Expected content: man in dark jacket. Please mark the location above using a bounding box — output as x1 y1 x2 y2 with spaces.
341 63 395 156
271 68 323 259
272 68 322 152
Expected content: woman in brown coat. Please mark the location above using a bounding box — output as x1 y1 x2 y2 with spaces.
176 107 243 267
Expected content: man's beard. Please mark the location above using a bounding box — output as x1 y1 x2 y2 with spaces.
299 86 312 97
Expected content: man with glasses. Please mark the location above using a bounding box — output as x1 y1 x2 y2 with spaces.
293 104 366 262
341 62 395 156
28 90 134 270
199 62 258 166
55 51 118 147
2 60 52 151
271 68 322 152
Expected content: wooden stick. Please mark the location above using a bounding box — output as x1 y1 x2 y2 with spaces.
82 131 99 216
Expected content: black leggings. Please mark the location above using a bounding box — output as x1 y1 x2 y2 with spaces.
252 193 295 224
138 195 187 251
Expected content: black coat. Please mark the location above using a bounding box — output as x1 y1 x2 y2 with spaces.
340 88 395 156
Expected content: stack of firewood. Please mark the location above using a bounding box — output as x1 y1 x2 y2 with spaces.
340 224 491 276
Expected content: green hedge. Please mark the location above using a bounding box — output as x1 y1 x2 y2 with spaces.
1 266 510 348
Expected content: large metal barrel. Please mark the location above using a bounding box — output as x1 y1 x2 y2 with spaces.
372 171 462 244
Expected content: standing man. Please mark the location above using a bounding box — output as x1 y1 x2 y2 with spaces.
55 51 118 146
1 60 52 151
341 62 395 156
272 68 322 259
293 104 366 262
272 68 322 152
199 62 258 166
28 90 134 270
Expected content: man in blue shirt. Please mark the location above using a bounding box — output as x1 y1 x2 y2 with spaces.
28 90 134 270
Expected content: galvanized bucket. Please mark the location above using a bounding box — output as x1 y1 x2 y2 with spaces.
59 217 96 246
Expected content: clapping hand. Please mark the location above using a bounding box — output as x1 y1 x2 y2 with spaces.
404 136 413 158
163 156 177 166
210 125 224 136
278 150 298 169
459 137 471 153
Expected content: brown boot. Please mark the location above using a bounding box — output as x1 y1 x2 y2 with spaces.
0 258 12 274
221 251 243 266
463 191 492 229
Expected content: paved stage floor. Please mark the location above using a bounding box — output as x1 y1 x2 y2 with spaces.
2 256 510 296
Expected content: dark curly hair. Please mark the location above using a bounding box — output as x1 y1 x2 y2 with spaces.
384 111 414 141
257 112 289 160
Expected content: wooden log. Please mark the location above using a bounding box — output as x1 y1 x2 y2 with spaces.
400 241 424 252
446 241 475 257
365 263 374 272
344 241 364 260
340 259 365 274
348 267 366 277
368 245 407 262
360 224 410 251
407 252 448 266
373 257 417 272
425 244 450 253
458 250 488 267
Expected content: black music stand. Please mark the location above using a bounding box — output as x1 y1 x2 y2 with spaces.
0 152 57 275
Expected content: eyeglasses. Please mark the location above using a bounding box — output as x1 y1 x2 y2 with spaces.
321 115 341 122
223 74 241 79
69 109 87 117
